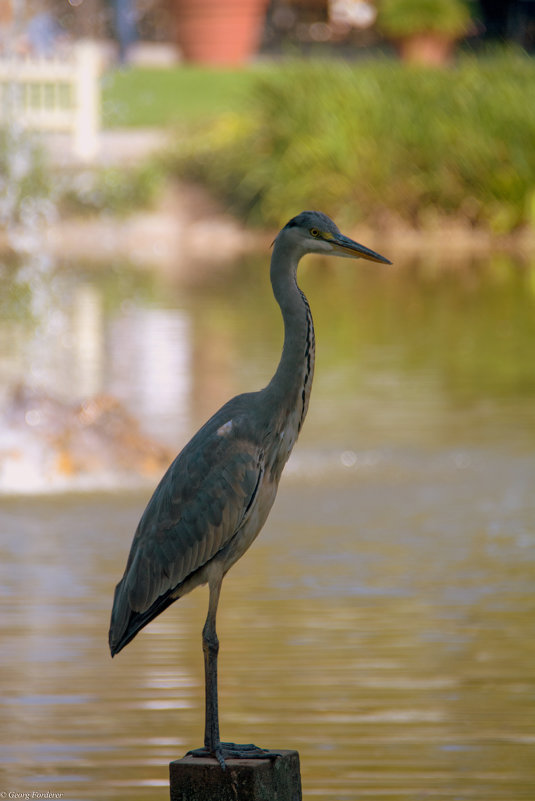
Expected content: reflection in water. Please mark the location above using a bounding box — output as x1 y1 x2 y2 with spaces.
0 254 534 799
105 306 191 444
0 272 192 490
71 284 104 398
2 275 193 440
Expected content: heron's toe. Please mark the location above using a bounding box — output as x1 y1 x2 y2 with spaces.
186 742 281 769
220 742 282 760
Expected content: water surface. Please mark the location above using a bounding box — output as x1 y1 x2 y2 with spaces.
1 252 534 800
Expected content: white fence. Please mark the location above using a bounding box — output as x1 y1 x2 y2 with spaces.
0 40 100 160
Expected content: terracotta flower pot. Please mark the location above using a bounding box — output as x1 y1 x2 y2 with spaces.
399 33 456 66
173 0 269 66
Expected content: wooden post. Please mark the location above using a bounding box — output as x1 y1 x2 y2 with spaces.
169 750 302 801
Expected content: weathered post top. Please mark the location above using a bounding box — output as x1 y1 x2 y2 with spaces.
169 750 302 801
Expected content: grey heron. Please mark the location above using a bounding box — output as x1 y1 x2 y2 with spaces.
109 210 391 767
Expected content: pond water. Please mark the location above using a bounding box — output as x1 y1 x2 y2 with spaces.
1 249 535 801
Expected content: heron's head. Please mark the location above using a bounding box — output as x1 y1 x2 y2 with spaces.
279 210 391 264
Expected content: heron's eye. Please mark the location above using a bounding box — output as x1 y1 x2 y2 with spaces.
310 228 320 238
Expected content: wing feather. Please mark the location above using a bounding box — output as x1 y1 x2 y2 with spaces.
109 419 264 653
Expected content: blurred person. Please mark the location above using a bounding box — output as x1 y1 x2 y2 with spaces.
25 10 62 56
14 2 66 58
110 0 137 64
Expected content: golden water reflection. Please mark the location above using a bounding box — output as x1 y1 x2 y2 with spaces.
1 446 534 800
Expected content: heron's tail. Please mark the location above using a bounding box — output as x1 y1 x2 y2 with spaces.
108 579 177 656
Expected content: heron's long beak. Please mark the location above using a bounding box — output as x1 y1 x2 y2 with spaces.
331 234 391 264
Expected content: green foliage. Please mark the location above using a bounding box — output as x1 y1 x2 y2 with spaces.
168 53 535 233
0 127 51 228
0 126 162 226
376 0 472 39
58 162 164 216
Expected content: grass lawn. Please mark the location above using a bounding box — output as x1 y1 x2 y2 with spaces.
101 66 260 128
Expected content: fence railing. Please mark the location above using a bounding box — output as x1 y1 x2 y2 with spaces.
0 40 100 160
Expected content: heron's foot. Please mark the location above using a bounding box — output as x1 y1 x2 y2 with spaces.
187 742 282 770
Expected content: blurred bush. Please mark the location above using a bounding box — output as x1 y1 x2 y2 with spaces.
58 162 164 217
0 127 51 230
0 127 163 231
168 52 535 233
376 0 472 39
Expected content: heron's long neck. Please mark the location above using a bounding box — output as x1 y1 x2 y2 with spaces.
266 240 315 434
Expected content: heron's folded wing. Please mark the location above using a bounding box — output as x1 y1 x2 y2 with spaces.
118 430 264 616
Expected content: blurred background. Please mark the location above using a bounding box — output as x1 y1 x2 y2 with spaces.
1 1 534 800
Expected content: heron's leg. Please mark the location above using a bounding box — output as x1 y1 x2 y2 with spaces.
202 576 222 755
187 575 282 767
